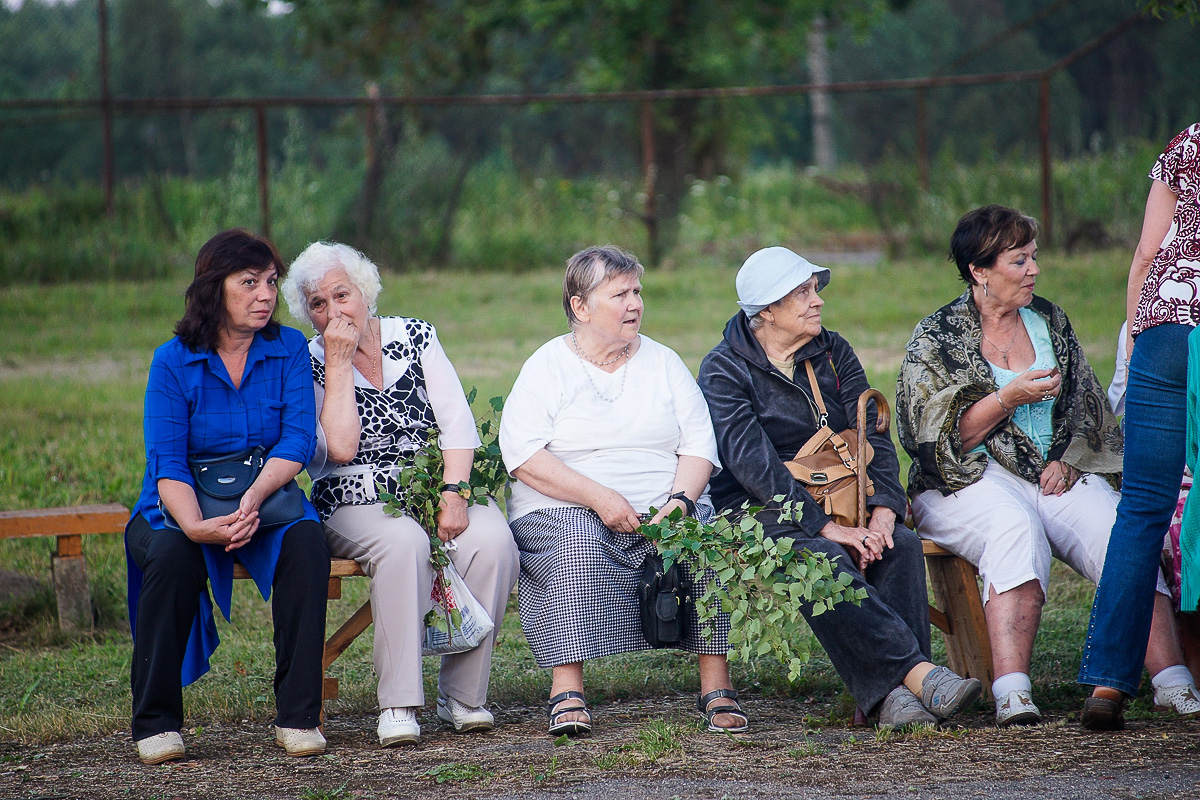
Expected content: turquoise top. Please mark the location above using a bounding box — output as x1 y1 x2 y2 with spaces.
970 307 1057 460
1180 326 1200 611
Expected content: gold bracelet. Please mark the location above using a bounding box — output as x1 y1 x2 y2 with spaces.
995 391 1011 413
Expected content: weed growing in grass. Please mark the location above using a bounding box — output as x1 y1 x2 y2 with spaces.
788 736 828 758
527 755 559 782
298 784 351 800
425 763 494 784
595 719 689 769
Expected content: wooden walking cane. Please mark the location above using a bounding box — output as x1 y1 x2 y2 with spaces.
852 388 892 728
856 389 891 527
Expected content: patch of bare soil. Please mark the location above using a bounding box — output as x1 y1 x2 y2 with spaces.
3 696 1200 800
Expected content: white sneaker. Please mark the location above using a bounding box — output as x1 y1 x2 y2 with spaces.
995 689 1041 727
274 726 326 757
136 731 185 765
378 707 421 747
1153 683 1200 716
437 695 495 733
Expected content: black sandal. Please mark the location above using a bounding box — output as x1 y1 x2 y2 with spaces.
548 690 592 737
698 688 749 734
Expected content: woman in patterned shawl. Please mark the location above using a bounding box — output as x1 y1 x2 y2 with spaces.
896 205 1197 728
282 242 519 748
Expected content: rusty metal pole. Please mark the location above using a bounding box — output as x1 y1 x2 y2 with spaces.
640 99 658 268
1038 74 1052 245
916 87 930 192
98 0 114 216
255 105 271 239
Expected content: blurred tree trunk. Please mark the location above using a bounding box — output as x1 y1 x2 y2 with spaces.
807 14 836 171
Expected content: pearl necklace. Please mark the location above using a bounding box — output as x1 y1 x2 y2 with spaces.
571 331 630 366
570 333 631 403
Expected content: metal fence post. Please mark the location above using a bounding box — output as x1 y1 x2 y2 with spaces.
98 0 114 217
255 105 271 240
1038 74 1052 245
640 99 658 268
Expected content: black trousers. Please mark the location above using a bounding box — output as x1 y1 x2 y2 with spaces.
126 514 330 740
763 518 931 714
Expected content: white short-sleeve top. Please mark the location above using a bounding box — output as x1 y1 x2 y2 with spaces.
500 334 720 522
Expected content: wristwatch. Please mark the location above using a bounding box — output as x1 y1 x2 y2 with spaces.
668 491 697 517
440 483 470 499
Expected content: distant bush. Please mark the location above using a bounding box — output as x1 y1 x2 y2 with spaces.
0 140 1166 285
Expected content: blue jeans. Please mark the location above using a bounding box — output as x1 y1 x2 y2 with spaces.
1078 323 1190 694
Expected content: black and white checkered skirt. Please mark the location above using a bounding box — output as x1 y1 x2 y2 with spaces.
510 505 731 667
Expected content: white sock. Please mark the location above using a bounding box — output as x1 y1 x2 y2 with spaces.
992 671 1032 699
1151 664 1194 689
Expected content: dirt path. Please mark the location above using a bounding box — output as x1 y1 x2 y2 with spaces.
3 697 1199 800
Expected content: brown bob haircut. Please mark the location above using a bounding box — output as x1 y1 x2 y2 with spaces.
174 229 286 353
949 205 1040 285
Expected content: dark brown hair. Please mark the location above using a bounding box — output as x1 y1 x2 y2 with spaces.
949 205 1040 285
174 229 286 352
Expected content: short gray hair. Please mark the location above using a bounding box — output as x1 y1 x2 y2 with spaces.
282 241 383 327
747 312 767 331
562 245 645 328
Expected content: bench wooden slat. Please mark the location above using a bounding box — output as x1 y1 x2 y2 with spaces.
921 539 954 557
0 503 129 540
231 557 364 580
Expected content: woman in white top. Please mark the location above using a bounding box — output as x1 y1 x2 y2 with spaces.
282 242 519 748
500 245 744 737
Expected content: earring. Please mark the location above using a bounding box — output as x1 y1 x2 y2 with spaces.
983 282 989 298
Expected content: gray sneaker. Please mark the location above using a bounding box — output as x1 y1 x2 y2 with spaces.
920 666 983 720
878 685 938 729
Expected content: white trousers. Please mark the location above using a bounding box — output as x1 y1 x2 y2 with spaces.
912 462 1167 604
324 502 520 709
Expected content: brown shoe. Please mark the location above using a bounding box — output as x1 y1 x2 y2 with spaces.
1081 696 1125 731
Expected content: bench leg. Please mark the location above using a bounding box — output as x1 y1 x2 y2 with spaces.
927 554 994 699
51 534 92 631
320 600 373 717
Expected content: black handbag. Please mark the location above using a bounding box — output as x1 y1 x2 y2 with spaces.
639 553 693 648
161 445 305 531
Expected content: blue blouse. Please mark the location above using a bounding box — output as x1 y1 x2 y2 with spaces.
126 325 319 686
970 307 1057 460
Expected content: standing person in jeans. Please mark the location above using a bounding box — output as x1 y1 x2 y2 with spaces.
1079 122 1200 729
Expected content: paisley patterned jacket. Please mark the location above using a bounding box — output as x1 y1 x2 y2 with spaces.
896 290 1122 496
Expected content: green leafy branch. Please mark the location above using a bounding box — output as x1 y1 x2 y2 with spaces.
639 496 866 682
379 388 509 632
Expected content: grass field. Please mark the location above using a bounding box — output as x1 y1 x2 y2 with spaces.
0 247 1137 743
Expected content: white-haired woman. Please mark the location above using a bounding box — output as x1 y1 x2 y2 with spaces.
281 242 519 747
499 245 745 737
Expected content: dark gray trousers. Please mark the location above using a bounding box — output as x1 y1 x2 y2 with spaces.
762 519 931 714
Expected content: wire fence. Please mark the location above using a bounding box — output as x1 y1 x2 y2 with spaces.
0 2 1163 276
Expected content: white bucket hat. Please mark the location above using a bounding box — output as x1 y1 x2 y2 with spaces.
735 246 830 317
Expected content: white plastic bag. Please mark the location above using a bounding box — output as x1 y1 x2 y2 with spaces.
423 557 495 656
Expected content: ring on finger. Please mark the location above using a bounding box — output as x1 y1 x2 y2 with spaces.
861 536 869 547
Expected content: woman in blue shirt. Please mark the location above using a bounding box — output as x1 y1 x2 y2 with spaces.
125 229 330 764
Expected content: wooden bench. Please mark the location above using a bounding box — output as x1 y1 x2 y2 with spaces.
234 557 370 706
922 539 994 698
0 503 130 630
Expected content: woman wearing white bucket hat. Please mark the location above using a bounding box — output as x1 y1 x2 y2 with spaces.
699 246 981 729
